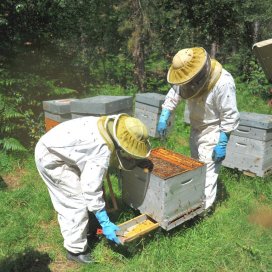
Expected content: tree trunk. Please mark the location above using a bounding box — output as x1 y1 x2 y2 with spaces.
252 21 260 43
210 41 219 58
132 0 146 92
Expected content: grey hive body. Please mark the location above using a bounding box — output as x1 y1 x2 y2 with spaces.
134 93 174 138
70 95 133 117
223 112 272 177
183 101 190 125
43 98 77 122
121 148 206 230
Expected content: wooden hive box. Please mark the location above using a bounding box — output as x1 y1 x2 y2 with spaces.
121 148 206 231
223 112 272 177
134 93 175 138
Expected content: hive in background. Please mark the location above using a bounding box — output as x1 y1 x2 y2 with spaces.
134 93 175 138
223 112 272 177
183 101 190 125
121 147 206 230
43 98 77 131
70 95 133 118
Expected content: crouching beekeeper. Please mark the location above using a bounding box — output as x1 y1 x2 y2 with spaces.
157 47 240 212
35 114 151 264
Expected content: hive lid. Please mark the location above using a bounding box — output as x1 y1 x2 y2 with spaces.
43 98 77 114
135 93 166 108
239 112 272 129
140 147 204 179
70 95 133 114
253 39 272 83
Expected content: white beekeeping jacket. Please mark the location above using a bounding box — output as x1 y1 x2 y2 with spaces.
162 69 240 136
39 116 111 212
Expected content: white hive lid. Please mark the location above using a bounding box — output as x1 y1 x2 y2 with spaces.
253 39 272 83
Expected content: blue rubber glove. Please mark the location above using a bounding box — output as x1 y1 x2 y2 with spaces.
157 108 171 136
212 131 230 162
95 209 120 244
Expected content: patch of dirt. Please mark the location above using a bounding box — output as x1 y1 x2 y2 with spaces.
36 244 80 272
248 205 272 229
38 219 80 271
1 168 27 188
49 253 80 272
176 137 189 147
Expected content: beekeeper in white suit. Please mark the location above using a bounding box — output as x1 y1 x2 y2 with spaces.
35 113 151 264
157 47 239 211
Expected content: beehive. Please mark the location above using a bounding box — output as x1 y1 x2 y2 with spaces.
134 93 175 138
121 148 206 230
70 95 133 118
253 39 272 83
184 101 190 125
223 112 272 177
43 98 77 131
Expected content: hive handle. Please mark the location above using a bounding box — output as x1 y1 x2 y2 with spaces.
236 128 250 133
181 178 192 185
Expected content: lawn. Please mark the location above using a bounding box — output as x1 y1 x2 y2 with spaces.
0 86 272 272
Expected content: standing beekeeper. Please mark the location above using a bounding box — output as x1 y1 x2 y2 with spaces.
35 113 151 264
157 47 239 212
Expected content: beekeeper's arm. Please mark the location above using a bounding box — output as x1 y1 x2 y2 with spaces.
212 79 240 162
78 151 120 244
157 85 182 135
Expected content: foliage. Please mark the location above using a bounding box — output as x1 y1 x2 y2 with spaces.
0 68 76 154
0 0 272 155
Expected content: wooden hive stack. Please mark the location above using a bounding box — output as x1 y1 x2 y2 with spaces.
134 92 175 138
43 98 77 131
70 95 133 118
121 147 206 231
223 112 272 177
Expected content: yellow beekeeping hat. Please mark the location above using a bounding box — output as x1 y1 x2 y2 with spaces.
112 114 151 159
167 47 207 84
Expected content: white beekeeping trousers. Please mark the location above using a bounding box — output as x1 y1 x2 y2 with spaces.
190 127 222 209
35 142 90 253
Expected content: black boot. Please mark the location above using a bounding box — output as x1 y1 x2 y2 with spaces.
67 251 93 264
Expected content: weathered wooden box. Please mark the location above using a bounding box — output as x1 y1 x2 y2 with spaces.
70 95 133 118
223 112 272 177
134 93 174 138
42 98 77 131
253 39 272 83
121 148 206 230
183 101 190 125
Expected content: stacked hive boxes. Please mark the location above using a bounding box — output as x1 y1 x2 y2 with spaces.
223 112 272 177
121 148 206 230
184 101 190 125
134 92 175 138
70 95 133 118
43 98 77 131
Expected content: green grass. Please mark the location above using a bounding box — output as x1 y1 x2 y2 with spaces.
0 84 272 271
1 159 271 272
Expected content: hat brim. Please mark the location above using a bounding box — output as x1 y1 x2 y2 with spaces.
167 47 207 85
113 114 151 159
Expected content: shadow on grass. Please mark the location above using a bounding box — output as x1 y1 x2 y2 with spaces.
215 176 230 206
0 248 52 272
0 175 8 189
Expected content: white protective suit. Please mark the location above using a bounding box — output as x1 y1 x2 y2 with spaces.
35 116 111 253
162 69 240 209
